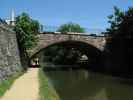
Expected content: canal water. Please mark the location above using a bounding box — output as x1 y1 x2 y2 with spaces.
44 69 133 100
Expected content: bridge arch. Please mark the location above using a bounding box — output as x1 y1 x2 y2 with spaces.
30 40 105 70
28 33 106 58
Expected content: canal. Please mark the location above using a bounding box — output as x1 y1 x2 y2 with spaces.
44 69 133 100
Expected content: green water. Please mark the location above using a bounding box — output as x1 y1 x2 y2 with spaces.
44 69 133 100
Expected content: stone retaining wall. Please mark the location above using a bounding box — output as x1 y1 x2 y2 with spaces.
0 24 22 80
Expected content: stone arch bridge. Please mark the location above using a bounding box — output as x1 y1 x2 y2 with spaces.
28 32 106 58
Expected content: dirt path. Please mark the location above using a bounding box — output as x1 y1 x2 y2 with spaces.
0 68 39 100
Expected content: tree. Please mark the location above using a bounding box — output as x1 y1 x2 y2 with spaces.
43 44 83 65
57 22 85 33
106 6 123 35
14 12 41 68
14 12 40 50
105 6 133 38
105 6 133 76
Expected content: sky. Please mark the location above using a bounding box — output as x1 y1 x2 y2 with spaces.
0 0 133 32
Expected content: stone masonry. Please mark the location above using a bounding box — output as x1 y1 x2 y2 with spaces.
28 32 106 58
0 24 22 80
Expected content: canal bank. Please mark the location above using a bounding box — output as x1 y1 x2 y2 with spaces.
39 68 60 100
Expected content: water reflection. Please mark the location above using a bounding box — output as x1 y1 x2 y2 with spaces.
44 69 133 100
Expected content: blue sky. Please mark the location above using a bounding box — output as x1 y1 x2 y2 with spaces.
0 0 133 32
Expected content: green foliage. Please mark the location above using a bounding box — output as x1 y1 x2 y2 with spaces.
105 6 133 74
106 6 124 36
38 68 60 100
57 22 85 33
105 6 133 38
14 12 40 50
43 45 82 65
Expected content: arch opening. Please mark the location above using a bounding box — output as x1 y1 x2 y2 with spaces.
30 41 104 71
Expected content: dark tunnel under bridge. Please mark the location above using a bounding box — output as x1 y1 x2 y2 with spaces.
30 40 106 71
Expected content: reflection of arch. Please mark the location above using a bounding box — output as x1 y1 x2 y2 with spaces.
30 40 104 69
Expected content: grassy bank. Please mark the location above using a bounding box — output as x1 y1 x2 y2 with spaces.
0 72 24 97
39 68 60 100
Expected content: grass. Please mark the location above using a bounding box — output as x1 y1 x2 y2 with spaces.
0 72 24 97
38 68 60 100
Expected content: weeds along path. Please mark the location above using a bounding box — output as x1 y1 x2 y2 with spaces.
0 68 39 100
